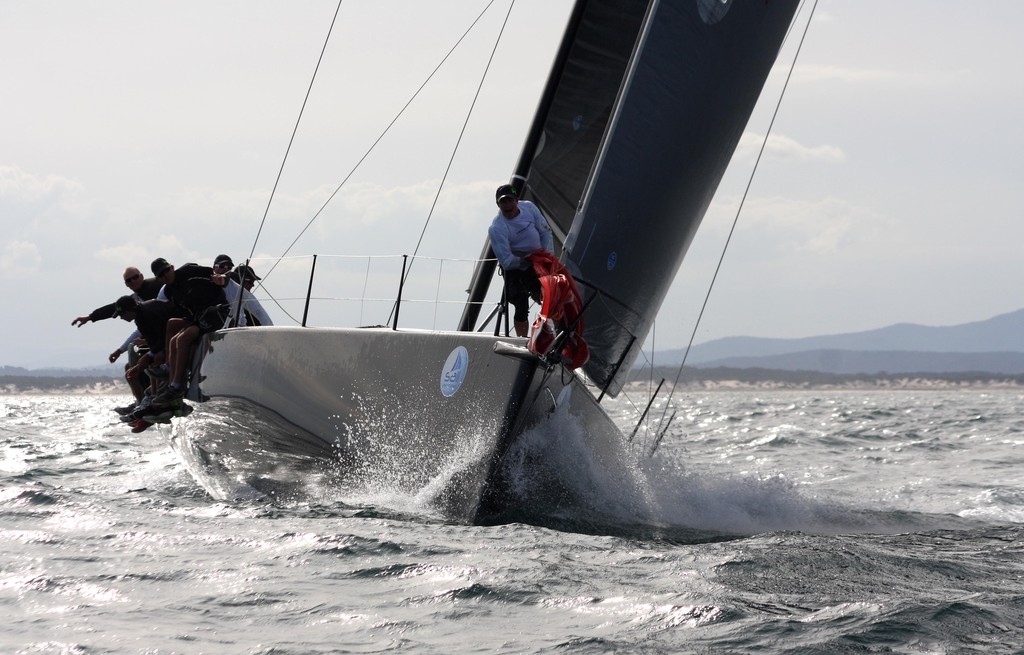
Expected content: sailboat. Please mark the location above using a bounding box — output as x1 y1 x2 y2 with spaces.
177 0 801 522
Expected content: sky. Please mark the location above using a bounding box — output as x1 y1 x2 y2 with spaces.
2 1 1022 369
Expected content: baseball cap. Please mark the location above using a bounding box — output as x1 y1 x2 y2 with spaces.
235 264 261 281
151 258 172 276
112 295 139 317
495 184 517 202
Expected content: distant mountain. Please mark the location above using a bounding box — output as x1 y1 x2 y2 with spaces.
651 309 1024 374
0 365 123 378
699 350 1024 375
9 309 1024 378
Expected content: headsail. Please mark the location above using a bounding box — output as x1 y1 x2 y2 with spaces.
518 1 651 245
520 0 799 395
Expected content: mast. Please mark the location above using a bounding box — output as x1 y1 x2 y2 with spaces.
457 0 589 333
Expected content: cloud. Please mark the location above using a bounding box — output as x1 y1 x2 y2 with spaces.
747 196 870 254
791 64 900 84
738 132 845 163
0 165 83 204
93 235 188 270
94 243 156 269
250 178 500 253
704 194 888 260
0 165 94 237
788 63 975 92
0 241 42 278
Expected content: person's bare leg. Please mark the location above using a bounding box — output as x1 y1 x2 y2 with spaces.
169 326 199 388
163 335 179 386
126 367 145 401
164 318 185 359
147 352 166 396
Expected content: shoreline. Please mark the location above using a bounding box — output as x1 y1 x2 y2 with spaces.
3 377 1023 396
1 378 128 396
625 379 1024 392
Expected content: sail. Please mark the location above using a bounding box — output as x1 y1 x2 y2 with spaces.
521 0 799 395
456 0 649 332
518 1 650 243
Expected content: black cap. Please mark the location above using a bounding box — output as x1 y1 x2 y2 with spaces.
495 184 517 202
235 264 261 282
113 295 139 317
214 254 234 268
151 258 172 276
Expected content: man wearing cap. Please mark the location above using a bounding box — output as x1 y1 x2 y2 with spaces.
72 266 163 329
71 265 166 413
71 266 164 362
487 184 554 337
111 295 186 426
215 258 273 327
213 254 234 277
233 264 260 292
149 257 229 406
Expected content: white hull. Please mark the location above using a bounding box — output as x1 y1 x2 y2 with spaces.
178 326 626 522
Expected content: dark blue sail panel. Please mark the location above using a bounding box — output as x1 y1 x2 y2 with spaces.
559 0 800 395
520 1 650 241
455 0 650 332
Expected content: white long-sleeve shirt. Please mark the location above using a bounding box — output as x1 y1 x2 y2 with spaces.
488 200 554 271
222 280 273 327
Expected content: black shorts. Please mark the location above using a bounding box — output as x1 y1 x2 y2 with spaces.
503 268 541 322
191 305 231 335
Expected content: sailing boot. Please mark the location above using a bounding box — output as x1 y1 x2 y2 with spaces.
141 397 184 424
130 419 154 433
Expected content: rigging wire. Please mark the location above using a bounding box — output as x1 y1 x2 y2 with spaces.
248 0 344 264
258 0 501 284
651 0 820 442
386 0 517 325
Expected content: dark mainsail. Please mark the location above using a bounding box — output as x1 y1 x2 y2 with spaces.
526 0 799 396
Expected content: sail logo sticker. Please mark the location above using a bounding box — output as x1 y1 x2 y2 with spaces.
697 0 732 24
440 346 469 397
607 251 618 270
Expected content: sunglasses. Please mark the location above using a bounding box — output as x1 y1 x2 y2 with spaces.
123 273 142 284
214 263 233 270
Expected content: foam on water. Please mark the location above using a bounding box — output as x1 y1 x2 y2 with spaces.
158 388 1021 538
3 394 1023 653
485 394 993 538
46 390 1021 537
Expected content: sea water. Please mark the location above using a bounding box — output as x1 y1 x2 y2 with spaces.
1 390 1022 653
